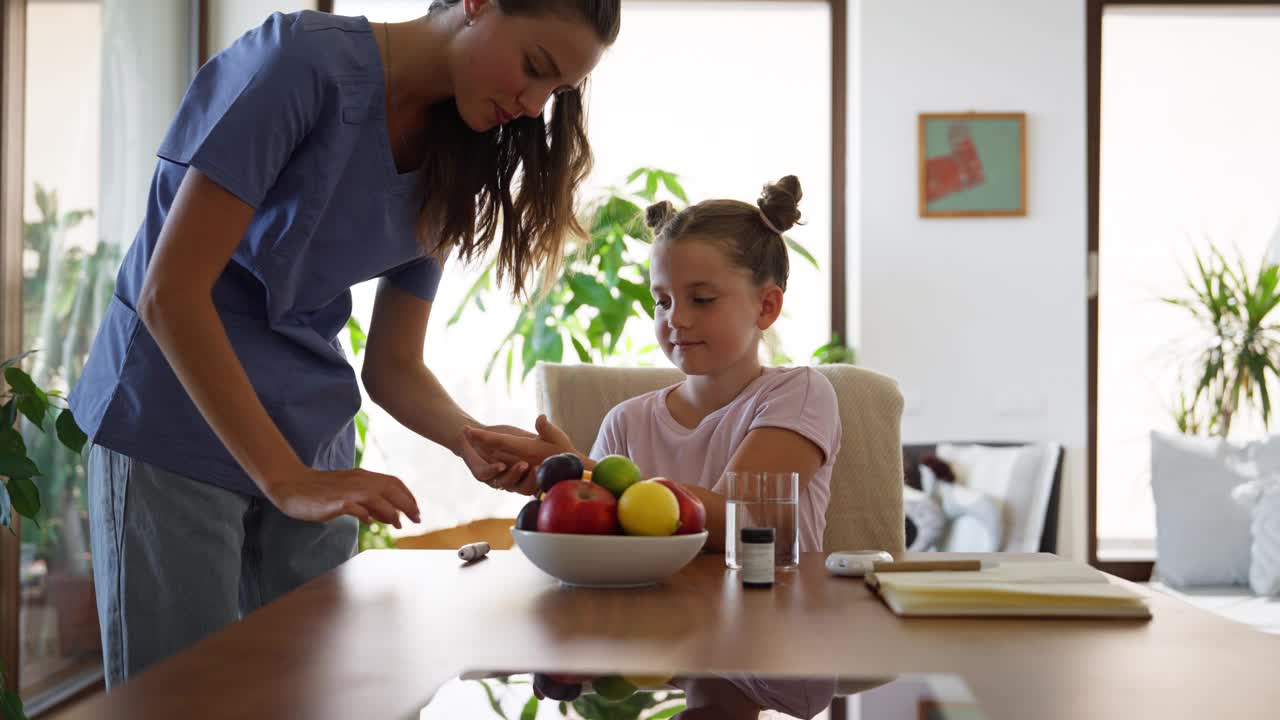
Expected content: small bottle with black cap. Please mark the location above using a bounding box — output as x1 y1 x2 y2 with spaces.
740 527 775 588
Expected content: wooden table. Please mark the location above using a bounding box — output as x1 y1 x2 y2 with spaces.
53 551 1279 719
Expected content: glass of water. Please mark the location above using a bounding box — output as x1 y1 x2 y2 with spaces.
723 471 800 570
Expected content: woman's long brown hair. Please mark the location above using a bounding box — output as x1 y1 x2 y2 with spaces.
422 0 621 298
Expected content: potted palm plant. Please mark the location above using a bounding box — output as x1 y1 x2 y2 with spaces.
1162 243 1280 437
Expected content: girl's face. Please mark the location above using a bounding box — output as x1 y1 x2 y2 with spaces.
450 1 605 132
649 238 783 377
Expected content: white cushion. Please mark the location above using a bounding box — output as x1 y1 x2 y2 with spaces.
934 481 1003 553
1150 431 1253 587
1234 477 1280 596
934 442 1060 552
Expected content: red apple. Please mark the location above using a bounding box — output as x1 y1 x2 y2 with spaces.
537 480 620 535
653 478 707 534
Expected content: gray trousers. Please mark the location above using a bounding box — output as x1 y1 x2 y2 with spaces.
87 445 357 687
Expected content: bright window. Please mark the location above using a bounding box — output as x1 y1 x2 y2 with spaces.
1098 7 1280 558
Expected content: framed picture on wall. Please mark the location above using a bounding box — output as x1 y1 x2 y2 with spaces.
918 112 1026 218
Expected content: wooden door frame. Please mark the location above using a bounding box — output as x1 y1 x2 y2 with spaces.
1 0 26 695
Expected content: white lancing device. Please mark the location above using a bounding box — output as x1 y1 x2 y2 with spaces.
458 542 491 562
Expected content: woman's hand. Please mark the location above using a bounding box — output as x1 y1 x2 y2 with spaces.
263 465 421 528
463 415 585 478
459 424 541 495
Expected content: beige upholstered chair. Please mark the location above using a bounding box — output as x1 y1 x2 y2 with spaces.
533 362 905 555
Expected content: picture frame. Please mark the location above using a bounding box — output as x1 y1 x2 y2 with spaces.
918 112 1026 218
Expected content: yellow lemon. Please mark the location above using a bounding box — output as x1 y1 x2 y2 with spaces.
617 480 680 536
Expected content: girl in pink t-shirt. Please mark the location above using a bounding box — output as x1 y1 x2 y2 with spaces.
465 175 841 552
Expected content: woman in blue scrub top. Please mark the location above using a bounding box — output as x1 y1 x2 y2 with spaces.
69 0 619 686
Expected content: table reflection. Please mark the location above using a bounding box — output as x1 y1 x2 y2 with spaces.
418 670 985 719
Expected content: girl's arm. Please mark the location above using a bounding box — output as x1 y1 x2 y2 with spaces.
682 427 825 552
361 279 537 493
139 168 419 526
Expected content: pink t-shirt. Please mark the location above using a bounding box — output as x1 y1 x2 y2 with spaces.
590 367 841 552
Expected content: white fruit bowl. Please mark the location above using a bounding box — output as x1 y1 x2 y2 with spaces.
510 528 709 588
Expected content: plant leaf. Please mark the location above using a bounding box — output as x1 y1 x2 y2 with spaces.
626 167 647 183
571 335 591 363
6 477 40 518
0 454 40 480
617 279 656 318
784 236 819 269
566 273 613 309
345 317 367 356
16 392 48 431
354 409 369 448
55 408 88 454
504 346 514 390
3 366 41 397
521 330 537 379
0 687 26 720
520 696 538 720
448 258 496 327
659 171 689 204
640 172 660 202
471 679 509 720
0 350 36 370
0 400 15 429
0 427 24 456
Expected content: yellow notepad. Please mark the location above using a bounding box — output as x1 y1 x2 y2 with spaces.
865 561 1152 619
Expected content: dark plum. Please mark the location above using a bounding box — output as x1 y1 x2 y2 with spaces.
516 499 542 531
533 672 582 701
536 453 585 495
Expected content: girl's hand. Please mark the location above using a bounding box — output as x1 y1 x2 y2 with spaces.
263 465 421 528
463 415 584 477
459 424 537 495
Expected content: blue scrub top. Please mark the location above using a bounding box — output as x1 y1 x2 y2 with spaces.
69 11 442 497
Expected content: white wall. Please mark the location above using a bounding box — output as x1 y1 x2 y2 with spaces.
209 0 318 55
852 0 1088 559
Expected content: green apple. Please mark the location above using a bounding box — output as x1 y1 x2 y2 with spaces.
591 675 637 702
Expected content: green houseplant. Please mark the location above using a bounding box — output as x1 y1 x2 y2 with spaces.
1162 243 1280 438
2 350 88 720
2 351 87 534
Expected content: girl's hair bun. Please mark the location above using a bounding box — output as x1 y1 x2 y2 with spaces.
756 175 803 234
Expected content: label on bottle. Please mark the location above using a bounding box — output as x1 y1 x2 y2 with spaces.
741 541 775 586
